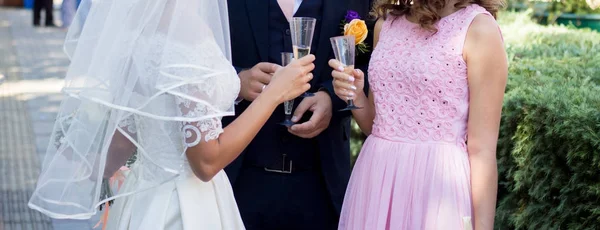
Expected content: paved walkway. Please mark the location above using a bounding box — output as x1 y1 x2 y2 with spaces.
0 8 99 230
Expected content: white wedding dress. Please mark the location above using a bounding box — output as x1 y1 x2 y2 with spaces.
105 167 244 230
106 168 244 229
105 34 244 230
27 0 246 229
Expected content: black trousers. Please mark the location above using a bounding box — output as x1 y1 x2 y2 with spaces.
33 0 54 26
233 166 338 230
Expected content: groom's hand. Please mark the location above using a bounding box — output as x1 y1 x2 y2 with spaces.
288 91 332 138
238 62 278 101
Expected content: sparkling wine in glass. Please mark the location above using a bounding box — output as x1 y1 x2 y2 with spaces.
293 46 311 59
279 52 296 127
290 17 316 97
330 35 362 111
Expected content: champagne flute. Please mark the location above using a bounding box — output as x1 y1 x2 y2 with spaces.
330 35 362 111
289 17 316 97
279 52 296 127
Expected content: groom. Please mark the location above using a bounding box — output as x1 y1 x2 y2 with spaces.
224 0 374 229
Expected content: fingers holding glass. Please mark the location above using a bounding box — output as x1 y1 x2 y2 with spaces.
330 35 361 111
279 52 296 127
290 17 317 97
333 75 357 99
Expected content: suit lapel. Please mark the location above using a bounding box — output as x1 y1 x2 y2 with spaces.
314 0 348 79
245 0 269 61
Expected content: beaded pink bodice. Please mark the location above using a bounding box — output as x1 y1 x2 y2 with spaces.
368 5 491 150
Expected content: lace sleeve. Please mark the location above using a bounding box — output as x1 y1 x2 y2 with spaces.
179 98 225 147
158 7 238 148
117 115 137 134
165 43 236 148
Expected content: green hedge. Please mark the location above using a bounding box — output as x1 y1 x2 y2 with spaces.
496 12 600 230
507 0 600 15
500 12 600 62
350 12 600 229
495 71 600 230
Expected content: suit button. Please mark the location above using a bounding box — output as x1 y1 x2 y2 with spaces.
285 29 290 36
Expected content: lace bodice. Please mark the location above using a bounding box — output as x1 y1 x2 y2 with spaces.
369 5 490 150
117 34 240 178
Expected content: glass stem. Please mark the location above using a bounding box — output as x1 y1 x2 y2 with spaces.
347 99 355 107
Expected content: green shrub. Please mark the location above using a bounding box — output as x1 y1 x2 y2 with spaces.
349 11 600 229
503 21 600 60
506 0 600 16
545 0 600 15
507 56 600 90
350 120 366 165
496 75 600 230
496 13 600 229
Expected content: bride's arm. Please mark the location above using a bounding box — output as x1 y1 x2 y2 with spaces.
185 90 278 182
103 128 136 178
101 117 137 179
184 56 315 182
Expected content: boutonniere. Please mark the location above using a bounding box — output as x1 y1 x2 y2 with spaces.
341 10 369 54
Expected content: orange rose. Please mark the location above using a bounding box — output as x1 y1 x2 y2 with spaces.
344 19 368 45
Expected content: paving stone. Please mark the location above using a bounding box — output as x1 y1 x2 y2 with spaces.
32 121 54 136
0 8 99 230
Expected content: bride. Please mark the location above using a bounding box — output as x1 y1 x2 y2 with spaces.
27 0 315 229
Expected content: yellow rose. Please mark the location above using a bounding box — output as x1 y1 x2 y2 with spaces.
344 19 368 45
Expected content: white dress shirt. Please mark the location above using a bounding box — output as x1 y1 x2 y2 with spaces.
235 0 305 105
293 0 303 15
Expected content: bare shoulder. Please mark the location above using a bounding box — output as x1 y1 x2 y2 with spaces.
464 13 508 81
373 18 385 48
464 13 504 61
375 18 385 32
466 14 503 44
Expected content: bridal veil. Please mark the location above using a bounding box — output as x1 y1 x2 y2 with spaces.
28 0 237 219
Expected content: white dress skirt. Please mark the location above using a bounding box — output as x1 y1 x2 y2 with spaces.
106 163 245 230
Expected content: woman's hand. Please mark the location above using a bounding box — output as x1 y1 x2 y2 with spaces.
264 54 316 104
185 55 315 182
328 59 365 101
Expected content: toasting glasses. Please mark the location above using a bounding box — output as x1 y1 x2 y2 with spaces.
289 17 316 97
330 35 362 111
279 52 296 127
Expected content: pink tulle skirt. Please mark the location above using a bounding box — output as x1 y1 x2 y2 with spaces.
339 135 474 230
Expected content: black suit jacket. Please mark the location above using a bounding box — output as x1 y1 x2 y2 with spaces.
224 0 375 215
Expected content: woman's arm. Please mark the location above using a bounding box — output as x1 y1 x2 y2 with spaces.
185 55 315 182
350 86 375 135
348 18 383 135
464 15 508 230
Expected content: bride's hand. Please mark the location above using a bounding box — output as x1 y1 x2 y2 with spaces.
263 54 316 104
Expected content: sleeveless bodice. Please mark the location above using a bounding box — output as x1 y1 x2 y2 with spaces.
339 6 499 229
368 5 490 150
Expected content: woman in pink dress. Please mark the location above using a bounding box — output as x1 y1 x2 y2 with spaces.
328 0 507 229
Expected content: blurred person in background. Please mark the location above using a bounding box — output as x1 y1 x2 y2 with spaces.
33 0 55 27
60 0 77 29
